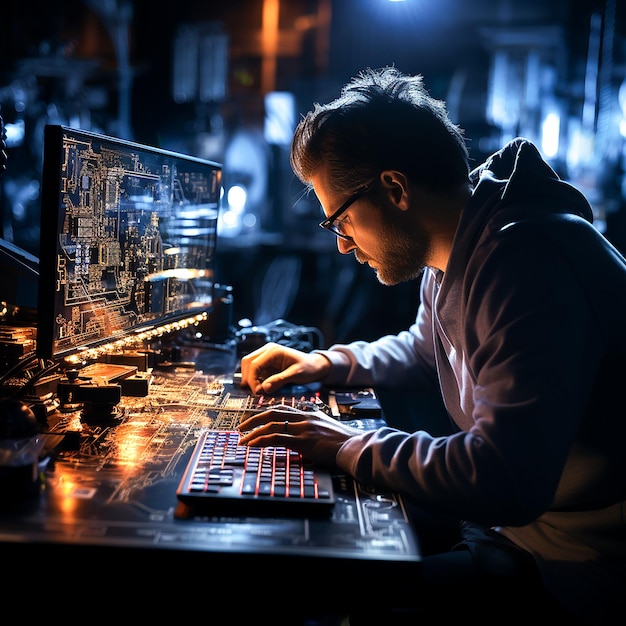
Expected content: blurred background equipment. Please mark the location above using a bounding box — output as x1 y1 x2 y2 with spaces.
0 0 624 346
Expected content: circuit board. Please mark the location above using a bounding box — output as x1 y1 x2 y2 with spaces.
10 364 423 565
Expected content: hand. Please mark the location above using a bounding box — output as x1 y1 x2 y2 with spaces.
238 405 361 468
240 342 331 394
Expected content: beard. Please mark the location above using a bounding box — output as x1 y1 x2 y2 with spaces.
355 216 429 286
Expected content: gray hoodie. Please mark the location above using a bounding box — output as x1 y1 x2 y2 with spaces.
319 138 626 622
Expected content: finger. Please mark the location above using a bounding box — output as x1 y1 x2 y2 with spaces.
263 406 308 421
258 365 301 394
240 430 288 447
239 358 250 387
238 407 299 431
238 412 268 431
240 344 271 386
248 350 284 392
238 420 293 446
240 358 262 390
239 349 259 384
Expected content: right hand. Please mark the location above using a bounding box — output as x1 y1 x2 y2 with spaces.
238 403 359 468
239 342 331 394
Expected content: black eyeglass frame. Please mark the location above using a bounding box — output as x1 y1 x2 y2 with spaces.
318 186 372 240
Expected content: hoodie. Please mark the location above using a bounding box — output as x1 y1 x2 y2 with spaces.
319 138 626 622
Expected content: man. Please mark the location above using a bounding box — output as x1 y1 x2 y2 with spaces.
238 67 626 624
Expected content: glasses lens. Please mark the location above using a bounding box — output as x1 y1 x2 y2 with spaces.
320 186 371 239
329 216 347 237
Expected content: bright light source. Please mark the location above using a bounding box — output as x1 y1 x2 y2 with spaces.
227 184 247 212
222 209 239 226
541 112 560 159
265 92 295 145
4 120 25 147
218 207 243 239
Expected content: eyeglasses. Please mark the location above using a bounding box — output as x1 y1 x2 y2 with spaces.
318 186 371 241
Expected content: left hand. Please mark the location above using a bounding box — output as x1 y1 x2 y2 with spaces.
238 405 361 468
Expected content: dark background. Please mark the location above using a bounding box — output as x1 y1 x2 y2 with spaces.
1 0 625 346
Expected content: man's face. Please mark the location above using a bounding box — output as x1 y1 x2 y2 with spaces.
312 169 430 286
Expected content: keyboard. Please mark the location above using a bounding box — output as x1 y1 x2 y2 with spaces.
176 430 336 517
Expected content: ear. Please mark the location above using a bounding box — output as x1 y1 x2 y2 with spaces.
379 169 410 211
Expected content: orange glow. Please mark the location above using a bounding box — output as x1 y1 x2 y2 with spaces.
51 471 85 516
261 0 279 93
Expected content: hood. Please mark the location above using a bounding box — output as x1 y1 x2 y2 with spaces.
469 137 593 223
438 137 596 304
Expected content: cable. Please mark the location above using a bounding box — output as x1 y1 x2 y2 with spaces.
0 354 39 388
15 359 61 398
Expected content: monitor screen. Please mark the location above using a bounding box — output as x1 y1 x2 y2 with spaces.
37 125 222 362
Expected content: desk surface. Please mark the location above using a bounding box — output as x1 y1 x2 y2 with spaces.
0 349 422 609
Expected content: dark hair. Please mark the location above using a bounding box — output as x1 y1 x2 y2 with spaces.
290 66 469 195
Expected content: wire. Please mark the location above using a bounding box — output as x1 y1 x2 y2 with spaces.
0 354 39 388
0 355 61 400
16 359 61 398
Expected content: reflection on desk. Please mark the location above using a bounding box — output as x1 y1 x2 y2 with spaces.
0 363 422 615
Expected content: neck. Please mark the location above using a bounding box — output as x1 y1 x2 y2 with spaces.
422 183 471 272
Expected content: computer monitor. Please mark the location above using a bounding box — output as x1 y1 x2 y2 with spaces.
37 125 222 363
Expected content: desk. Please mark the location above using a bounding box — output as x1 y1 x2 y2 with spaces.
0 348 421 619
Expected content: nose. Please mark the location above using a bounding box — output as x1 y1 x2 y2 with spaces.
337 237 355 254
